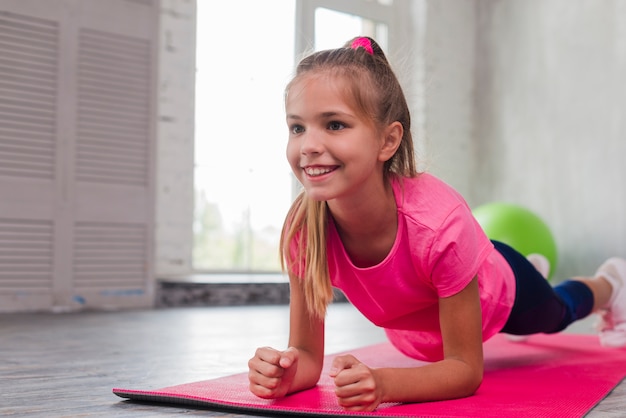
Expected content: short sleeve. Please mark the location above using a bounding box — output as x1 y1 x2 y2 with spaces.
428 204 493 298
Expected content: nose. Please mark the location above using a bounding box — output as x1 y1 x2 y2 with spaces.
299 129 323 155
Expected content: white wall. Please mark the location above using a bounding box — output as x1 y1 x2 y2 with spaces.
417 0 477 199
473 0 626 278
155 0 196 277
423 0 626 279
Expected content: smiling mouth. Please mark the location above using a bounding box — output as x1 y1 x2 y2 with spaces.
304 166 336 177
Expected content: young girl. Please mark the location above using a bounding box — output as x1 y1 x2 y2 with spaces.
247 36 626 412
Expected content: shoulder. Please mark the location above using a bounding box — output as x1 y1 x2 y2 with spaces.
392 173 471 227
393 175 493 297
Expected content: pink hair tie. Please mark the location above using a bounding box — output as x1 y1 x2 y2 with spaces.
350 37 374 55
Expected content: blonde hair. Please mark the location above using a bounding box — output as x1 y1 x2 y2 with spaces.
280 37 418 319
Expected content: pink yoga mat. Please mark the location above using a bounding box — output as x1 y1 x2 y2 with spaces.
113 333 626 417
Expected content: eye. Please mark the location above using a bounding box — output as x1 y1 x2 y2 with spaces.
290 124 304 135
328 121 345 131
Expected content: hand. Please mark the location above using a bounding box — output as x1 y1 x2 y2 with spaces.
248 346 299 399
329 354 383 411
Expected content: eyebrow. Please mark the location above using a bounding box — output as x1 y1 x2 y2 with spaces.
286 111 352 120
321 111 349 118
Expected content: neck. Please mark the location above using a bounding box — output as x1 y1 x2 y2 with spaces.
330 186 396 234
328 180 398 267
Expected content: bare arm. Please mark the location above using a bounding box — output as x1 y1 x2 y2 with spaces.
248 273 325 397
285 271 326 392
331 277 484 410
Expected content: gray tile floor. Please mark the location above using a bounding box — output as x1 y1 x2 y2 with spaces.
0 303 624 417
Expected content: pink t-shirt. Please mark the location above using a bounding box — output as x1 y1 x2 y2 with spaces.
326 174 516 362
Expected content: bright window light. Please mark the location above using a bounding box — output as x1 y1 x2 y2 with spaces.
314 8 388 51
194 1 295 272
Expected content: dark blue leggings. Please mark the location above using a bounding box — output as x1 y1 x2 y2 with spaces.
494 241 595 335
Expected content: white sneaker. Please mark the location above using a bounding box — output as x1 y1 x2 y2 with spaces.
527 253 551 279
506 254 552 343
595 257 626 348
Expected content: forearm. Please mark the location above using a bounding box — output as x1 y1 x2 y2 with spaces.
287 348 323 394
285 273 326 395
375 358 483 403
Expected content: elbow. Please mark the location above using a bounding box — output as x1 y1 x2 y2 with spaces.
467 373 483 396
460 369 483 398
451 378 482 401
449 364 483 399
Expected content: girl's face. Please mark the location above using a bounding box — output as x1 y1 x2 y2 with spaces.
285 74 392 203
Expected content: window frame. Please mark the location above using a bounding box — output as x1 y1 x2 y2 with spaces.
295 0 408 59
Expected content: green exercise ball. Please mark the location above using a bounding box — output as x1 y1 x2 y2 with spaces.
472 202 558 279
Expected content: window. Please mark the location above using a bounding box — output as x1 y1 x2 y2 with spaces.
314 7 388 51
193 1 296 272
193 0 402 273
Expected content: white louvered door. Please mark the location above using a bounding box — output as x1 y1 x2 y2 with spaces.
0 8 59 311
0 0 157 312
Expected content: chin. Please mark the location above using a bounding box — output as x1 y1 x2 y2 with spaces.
305 192 331 202
302 187 336 202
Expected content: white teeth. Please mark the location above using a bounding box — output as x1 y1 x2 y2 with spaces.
305 167 333 176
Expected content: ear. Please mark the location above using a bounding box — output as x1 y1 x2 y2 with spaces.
378 121 403 162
